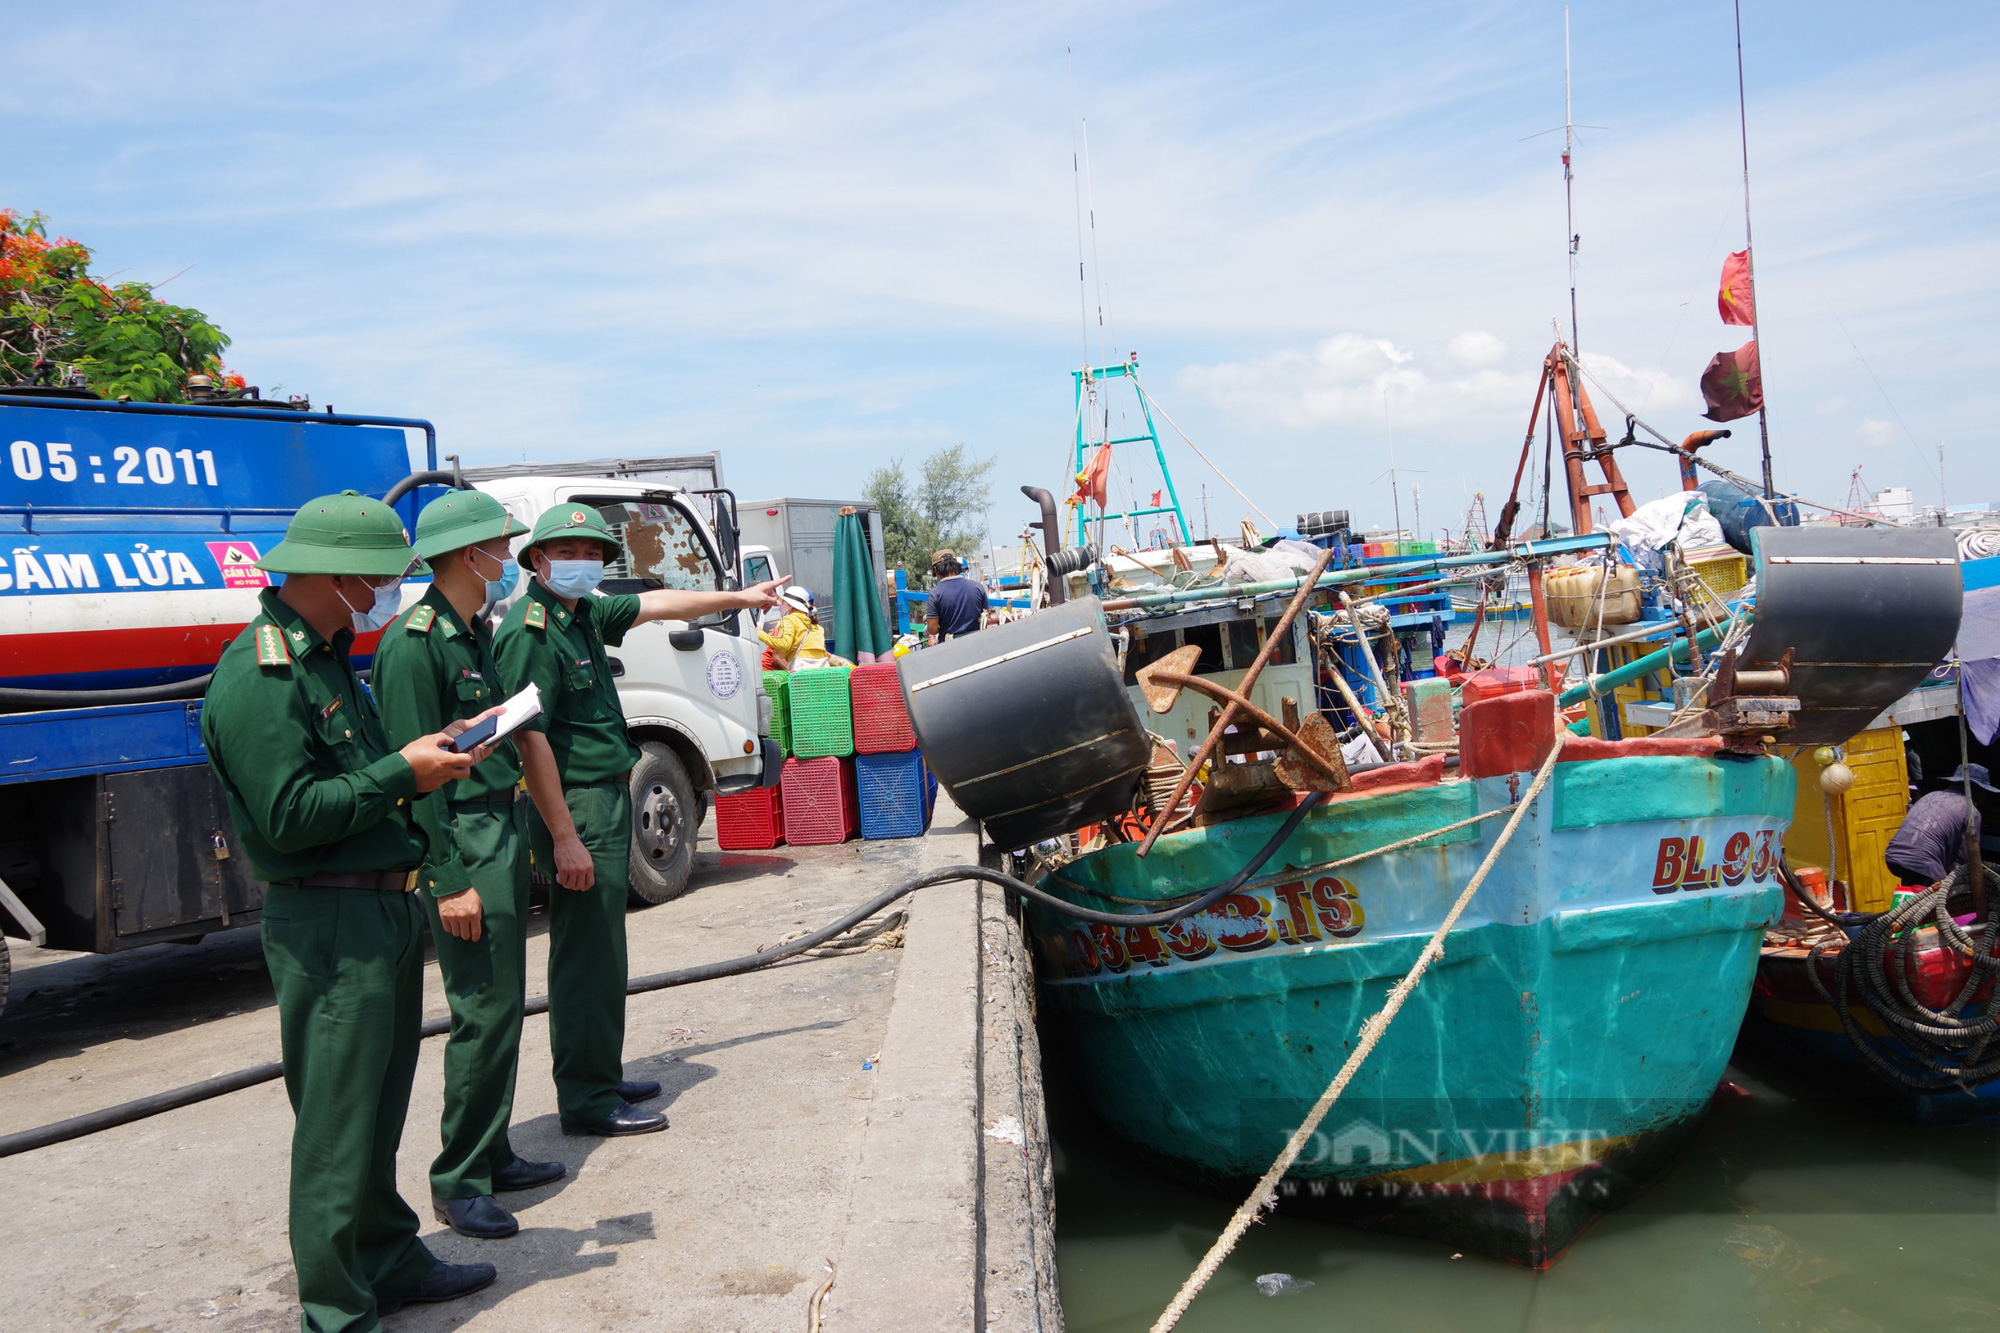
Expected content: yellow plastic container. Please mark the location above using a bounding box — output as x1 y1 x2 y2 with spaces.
1545 564 1643 628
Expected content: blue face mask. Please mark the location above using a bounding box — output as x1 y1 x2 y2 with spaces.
340 578 402 634
471 548 518 606
541 558 604 599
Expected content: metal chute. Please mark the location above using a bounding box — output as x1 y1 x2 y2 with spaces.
1742 526 1961 743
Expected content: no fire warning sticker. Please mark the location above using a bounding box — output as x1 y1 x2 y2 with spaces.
205 540 270 588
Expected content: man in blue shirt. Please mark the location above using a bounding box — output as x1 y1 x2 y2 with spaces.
1884 764 1996 886
924 548 989 644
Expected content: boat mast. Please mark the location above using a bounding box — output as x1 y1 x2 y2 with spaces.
1564 7 1580 355
1733 0 1776 499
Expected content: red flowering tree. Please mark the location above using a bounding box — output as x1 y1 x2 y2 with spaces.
0 209 239 402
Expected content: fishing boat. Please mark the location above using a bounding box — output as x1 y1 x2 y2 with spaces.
1029 695 1791 1266
899 328 1972 1269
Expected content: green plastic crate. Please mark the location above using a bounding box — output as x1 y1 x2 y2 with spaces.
763 669 793 756
787 666 855 758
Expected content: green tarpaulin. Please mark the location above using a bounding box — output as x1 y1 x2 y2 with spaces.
832 508 893 663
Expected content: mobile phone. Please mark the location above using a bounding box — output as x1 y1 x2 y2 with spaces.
447 714 500 754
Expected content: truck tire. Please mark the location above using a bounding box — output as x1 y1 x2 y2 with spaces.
627 741 697 906
0 932 10 1022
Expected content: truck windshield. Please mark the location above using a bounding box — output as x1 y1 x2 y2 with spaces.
587 496 719 593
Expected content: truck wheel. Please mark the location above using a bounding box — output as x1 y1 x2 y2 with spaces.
628 742 697 906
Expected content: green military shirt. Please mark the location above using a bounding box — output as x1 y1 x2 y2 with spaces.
374 583 521 897
202 588 432 884
493 579 641 786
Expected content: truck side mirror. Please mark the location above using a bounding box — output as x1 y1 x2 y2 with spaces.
669 629 705 651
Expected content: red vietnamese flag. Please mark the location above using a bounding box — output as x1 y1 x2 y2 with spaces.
1700 340 1763 422
1149 489 1163 507
1718 249 1756 326
1071 444 1111 509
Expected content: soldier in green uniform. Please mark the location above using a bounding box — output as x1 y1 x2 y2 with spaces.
373 490 572 1242
202 491 499 1333
494 503 781 1137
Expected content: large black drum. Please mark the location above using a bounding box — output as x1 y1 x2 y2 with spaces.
897 596 1150 850
1744 525 1961 743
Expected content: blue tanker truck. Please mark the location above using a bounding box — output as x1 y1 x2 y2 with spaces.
0 390 773 1016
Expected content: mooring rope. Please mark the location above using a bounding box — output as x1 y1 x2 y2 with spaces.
1149 736 1570 1333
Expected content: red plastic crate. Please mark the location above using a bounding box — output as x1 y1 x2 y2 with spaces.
851 662 917 753
1459 664 1541 707
714 786 784 850
781 757 858 846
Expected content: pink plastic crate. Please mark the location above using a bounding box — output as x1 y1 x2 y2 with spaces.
715 786 784 850
851 662 917 753
780 757 858 846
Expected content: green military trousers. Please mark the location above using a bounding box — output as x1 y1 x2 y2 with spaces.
261 883 437 1333
531 781 633 1128
424 802 530 1200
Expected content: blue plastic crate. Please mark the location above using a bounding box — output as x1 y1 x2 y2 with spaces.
856 750 936 840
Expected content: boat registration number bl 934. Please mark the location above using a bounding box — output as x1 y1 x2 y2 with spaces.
1650 829 1779 893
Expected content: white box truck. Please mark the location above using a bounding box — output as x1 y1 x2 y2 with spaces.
737 498 889 656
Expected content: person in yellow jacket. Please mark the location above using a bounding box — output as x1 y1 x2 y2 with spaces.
759 587 838 669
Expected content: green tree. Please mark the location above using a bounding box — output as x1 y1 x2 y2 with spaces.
1 209 236 402
865 444 995 588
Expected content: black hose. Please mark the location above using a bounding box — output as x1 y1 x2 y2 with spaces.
0 673 213 711
382 468 467 507
0 797 1319 1159
1777 856 1872 932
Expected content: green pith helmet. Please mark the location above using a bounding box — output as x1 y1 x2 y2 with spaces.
518 502 620 566
258 490 423 577
412 489 530 561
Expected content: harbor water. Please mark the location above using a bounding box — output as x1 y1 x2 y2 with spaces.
1046 1042 2000 1331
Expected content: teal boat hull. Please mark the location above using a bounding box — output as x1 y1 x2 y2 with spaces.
1031 754 1793 1266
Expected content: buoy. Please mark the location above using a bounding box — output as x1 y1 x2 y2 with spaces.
1819 761 1856 795
1812 746 1838 767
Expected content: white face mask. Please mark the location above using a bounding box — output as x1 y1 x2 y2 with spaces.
540 558 604 599
339 577 402 633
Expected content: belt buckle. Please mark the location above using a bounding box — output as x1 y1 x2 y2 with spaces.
404 870 420 893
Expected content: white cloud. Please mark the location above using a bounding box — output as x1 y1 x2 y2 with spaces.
1858 418 1897 448
1178 333 1529 432
1447 331 1508 369
2 2 1995 515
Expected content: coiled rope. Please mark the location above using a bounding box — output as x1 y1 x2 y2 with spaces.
1806 861 2000 1091
1149 736 1568 1332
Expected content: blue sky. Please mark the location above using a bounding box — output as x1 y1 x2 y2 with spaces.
7 1 1996 539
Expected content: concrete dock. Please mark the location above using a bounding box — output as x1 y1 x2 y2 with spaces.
0 795 1060 1332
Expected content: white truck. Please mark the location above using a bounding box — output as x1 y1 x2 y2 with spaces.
459 463 777 904
737 497 888 655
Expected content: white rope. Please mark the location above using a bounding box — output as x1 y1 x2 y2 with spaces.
1148 735 1570 1333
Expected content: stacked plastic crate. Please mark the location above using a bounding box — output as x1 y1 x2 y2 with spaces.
782 666 859 845
849 661 935 840
713 670 791 850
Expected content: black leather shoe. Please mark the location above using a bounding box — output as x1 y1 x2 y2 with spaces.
561 1101 669 1137
379 1260 497 1313
491 1155 566 1193
433 1194 519 1240
617 1078 663 1103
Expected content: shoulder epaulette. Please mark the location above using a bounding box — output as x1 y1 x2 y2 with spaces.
255 623 292 669
407 604 436 634
525 603 547 630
